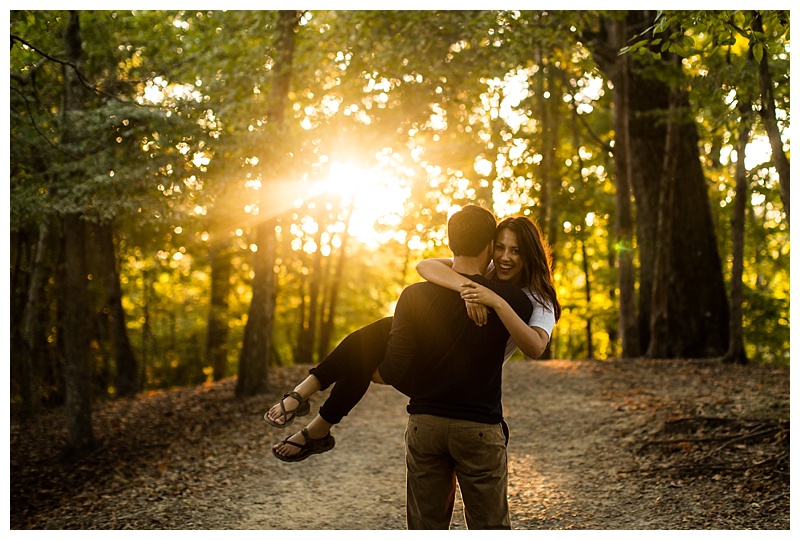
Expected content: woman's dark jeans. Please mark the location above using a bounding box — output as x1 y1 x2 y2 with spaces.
308 317 393 425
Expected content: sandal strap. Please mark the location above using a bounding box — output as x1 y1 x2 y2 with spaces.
284 391 307 406
279 428 310 450
279 391 307 417
265 390 309 428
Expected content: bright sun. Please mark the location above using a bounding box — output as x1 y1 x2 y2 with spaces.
314 161 410 247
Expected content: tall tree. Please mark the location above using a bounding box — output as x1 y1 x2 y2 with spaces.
18 221 56 417
237 10 302 396
207 229 233 381
317 201 355 360
296 207 326 365
59 10 96 456
722 104 752 365
614 9 789 361
586 11 730 358
606 15 641 358
646 85 681 358
580 237 594 359
95 221 138 396
646 10 789 227
750 11 790 228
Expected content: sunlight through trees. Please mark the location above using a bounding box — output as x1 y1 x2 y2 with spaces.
9 10 790 441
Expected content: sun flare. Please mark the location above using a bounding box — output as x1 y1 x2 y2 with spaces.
313 161 410 247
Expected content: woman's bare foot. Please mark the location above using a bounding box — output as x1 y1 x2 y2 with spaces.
273 415 333 458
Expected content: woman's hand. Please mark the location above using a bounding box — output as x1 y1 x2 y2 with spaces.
464 282 551 359
460 281 502 311
455 279 488 326
417 259 492 326
466 302 489 326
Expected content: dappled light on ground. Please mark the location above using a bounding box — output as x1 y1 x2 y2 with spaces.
11 360 788 529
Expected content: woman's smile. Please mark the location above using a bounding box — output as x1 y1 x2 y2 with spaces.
493 229 522 284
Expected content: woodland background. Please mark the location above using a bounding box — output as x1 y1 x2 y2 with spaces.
7 10 790 461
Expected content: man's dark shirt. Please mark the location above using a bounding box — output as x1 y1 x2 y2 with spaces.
377 274 533 424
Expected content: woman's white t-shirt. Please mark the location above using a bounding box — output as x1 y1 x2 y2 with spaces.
503 288 556 362
482 260 556 362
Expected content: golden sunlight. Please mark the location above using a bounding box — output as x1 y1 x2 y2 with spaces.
313 161 410 247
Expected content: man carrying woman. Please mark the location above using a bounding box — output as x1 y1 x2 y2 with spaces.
264 205 561 529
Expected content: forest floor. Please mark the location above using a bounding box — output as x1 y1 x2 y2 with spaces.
9 358 791 531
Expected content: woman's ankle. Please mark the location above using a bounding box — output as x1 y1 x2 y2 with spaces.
305 417 333 439
294 376 322 399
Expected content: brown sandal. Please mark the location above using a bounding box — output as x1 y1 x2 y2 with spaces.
272 428 335 463
263 391 311 428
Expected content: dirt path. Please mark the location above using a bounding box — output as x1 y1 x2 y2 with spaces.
216 359 789 530
10 359 789 530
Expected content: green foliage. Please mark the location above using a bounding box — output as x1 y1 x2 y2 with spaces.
8 9 790 404
119 243 217 388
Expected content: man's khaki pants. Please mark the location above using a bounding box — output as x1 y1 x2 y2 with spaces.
404 413 511 530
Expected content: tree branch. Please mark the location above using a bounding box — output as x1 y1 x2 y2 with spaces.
12 33 105 100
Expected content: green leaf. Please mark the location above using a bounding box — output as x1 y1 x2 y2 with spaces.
669 43 688 57
753 42 764 63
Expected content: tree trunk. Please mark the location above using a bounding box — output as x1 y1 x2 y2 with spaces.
317 204 354 359
62 212 95 455
535 51 549 231
60 10 95 456
752 12 790 228
294 280 307 362
207 239 232 381
543 61 560 255
19 221 55 417
608 16 641 358
140 268 152 389
297 217 325 364
589 11 730 358
581 238 594 359
237 10 300 396
646 87 680 358
535 55 560 360
605 245 619 359
96 221 138 396
723 107 751 365
238 219 278 395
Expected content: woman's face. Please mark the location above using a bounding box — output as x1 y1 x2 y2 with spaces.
493 228 523 285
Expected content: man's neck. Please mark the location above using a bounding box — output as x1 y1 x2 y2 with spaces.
451 255 488 277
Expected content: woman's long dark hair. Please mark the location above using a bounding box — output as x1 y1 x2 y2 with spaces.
496 216 562 322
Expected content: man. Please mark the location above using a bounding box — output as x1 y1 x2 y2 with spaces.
376 205 533 529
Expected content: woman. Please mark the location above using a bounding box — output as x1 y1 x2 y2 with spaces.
267 216 561 462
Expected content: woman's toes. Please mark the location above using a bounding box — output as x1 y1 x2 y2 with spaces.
268 407 283 424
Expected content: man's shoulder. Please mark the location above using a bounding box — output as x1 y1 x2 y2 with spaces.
471 276 532 318
400 281 448 299
471 275 521 296
405 281 442 292
403 281 449 292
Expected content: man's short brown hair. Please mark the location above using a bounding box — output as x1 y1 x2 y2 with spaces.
447 205 496 257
